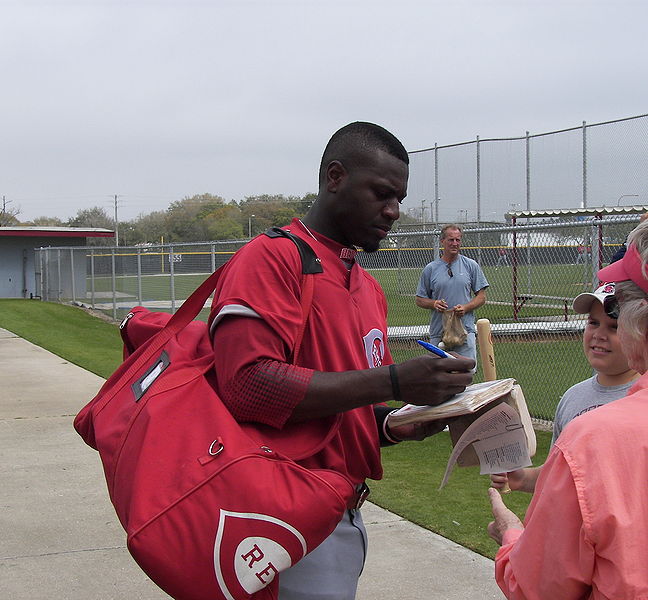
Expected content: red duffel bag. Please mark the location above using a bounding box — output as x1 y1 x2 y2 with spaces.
74 229 355 600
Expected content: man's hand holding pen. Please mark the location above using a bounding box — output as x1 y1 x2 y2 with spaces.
385 341 473 441
390 353 474 408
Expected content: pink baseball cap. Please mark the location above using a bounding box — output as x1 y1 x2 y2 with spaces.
598 244 648 294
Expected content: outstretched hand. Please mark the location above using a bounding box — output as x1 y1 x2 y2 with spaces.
487 487 524 546
489 472 510 490
490 469 526 491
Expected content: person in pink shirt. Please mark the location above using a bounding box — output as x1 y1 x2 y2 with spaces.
486 219 648 600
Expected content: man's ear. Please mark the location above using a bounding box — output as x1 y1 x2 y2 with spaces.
326 160 347 193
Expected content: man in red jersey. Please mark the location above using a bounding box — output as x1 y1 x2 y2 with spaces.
210 122 474 599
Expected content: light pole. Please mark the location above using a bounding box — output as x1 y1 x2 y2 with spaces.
617 194 639 206
420 199 426 222
248 214 255 238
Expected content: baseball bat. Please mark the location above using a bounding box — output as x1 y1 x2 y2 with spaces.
476 318 496 381
477 318 511 492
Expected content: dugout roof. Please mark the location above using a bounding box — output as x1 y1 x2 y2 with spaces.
506 206 648 219
0 226 114 238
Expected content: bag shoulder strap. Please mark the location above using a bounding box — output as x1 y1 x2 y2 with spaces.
264 226 323 274
263 226 322 360
121 227 322 378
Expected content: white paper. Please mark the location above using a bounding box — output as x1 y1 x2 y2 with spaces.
439 402 532 489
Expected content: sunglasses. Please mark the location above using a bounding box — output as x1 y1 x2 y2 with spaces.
447 267 453 278
603 295 620 319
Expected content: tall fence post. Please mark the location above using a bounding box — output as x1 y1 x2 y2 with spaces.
37 249 43 300
511 216 519 321
111 249 117 321
137 248 143 305
44 249 50 301
582 120 588 208
476 135 481 223
57 249 62 302
70 248 76 303
434 142 439 225
169 245 176 313
434 143 440 258
476 135 482 265
593 213 603 290
90 249 95 308
396 235 404 295
525 130 532 293
525 131 531 211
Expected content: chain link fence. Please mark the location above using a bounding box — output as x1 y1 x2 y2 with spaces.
406 114 648 223
35 210 646 424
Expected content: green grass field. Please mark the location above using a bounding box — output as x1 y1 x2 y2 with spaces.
0 299 123 377
88 261 594 323
371 430 552 557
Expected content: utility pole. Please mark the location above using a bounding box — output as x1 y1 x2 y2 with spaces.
114 194 119 246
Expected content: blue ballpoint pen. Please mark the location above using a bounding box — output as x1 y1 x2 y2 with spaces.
416 340 457 359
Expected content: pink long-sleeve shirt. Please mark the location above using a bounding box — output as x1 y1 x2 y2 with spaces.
495 371 648 600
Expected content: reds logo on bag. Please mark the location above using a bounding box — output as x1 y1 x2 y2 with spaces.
215 511 311 596
74 229 355 599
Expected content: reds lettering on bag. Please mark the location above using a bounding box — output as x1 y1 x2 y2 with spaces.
214 510 309 597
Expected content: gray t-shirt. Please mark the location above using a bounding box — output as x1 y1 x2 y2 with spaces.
551 375 635 444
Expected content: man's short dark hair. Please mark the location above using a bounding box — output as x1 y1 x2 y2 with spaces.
318 122 409 184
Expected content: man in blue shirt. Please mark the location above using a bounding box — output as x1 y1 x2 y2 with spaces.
415 224 489 362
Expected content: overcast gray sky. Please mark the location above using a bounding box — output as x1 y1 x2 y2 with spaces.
2 0 647 223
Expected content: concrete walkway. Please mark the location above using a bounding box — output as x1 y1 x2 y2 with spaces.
0 327 503 599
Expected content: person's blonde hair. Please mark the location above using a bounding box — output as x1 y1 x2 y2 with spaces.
616 219 648 341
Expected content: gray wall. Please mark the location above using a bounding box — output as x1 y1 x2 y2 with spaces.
0 237 85 298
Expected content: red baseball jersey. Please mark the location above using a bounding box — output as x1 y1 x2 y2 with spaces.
211 219 392 483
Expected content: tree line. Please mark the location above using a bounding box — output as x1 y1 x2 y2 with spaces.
5 193 314 245
2 192 421 245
